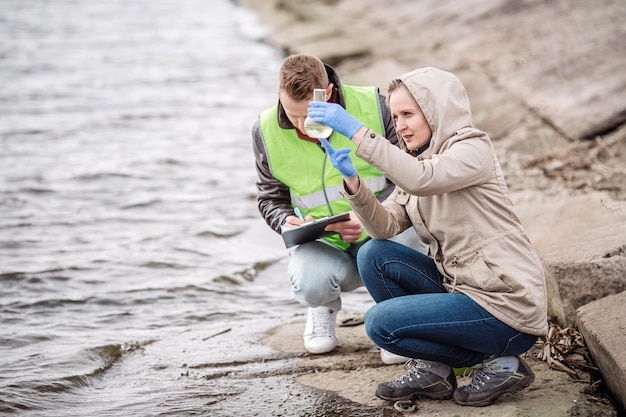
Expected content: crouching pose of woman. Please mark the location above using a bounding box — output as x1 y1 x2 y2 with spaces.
308 67 548 407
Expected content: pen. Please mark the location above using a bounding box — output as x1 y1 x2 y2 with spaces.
294 207 305 221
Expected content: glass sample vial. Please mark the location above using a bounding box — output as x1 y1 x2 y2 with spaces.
304 88 333 138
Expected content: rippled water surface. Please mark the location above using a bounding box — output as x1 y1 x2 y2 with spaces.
0 1 308 415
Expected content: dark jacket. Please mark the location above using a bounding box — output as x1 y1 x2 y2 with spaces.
252 64 398 234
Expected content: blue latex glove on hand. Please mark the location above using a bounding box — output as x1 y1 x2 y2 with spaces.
319 138 358 177
308 102 364 139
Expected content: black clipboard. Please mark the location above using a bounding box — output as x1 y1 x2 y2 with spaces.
281 212 350 248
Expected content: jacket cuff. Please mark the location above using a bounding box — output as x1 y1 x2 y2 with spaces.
340 177 376 206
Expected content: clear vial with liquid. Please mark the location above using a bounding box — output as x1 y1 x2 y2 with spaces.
304 88 333 138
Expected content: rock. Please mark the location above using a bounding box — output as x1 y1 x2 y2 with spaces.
512 191 626 324
239 0 626 199
577 291 626 412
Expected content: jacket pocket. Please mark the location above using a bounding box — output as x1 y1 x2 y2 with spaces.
464 253 512 292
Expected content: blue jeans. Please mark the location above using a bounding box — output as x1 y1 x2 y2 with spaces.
288 228 426 312
357 239 537 368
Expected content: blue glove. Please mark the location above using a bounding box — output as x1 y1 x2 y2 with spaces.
308 102 364 139
319 138 357 177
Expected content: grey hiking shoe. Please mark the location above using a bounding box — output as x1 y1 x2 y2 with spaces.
453 355 535 407
375 359 457 402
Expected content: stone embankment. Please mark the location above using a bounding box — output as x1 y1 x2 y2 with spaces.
239 0 626 415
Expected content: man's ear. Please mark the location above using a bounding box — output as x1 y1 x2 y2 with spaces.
325 83 334 101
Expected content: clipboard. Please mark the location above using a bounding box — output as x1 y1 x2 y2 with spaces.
281 212 350 248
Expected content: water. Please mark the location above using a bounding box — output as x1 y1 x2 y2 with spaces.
0 0 329 415
303 122 333 140
304 89 333 139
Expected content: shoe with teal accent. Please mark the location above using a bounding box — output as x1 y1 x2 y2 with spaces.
453 355 535 407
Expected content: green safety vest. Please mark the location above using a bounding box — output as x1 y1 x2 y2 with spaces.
259 85 388 250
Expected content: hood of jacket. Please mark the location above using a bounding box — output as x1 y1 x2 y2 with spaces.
395 67 473 156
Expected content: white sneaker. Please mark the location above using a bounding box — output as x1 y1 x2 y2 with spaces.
380 349 410 365
303 307 337 354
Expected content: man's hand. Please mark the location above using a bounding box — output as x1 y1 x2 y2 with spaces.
283 214 313 229
325 212 363 243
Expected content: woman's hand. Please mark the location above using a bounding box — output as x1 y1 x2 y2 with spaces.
319 138 357 177
307 101 364 139
319 138 361 194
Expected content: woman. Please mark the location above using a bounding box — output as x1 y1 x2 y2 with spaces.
308 67 548 407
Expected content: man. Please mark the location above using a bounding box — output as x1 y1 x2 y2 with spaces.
252 54 402 354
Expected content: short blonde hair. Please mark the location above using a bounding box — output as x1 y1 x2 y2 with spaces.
278 54 329 101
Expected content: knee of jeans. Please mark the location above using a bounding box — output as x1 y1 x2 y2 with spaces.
502 332 538 356
364 306 386 344
356 239 384 267
291 274 339 307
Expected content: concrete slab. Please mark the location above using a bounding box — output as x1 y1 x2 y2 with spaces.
512 190 626 324
577 291 626 412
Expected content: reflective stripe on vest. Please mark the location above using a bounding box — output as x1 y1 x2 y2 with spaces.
291 176 388 209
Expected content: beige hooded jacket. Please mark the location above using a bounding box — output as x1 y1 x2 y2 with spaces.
343 67 548 336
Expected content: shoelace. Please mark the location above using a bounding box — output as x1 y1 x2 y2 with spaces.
311 310 332 335
389 359 432 388
467 364 497 392
461 367 477 378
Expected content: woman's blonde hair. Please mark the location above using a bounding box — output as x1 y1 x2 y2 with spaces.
386 78 404 107
278 54 329 101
